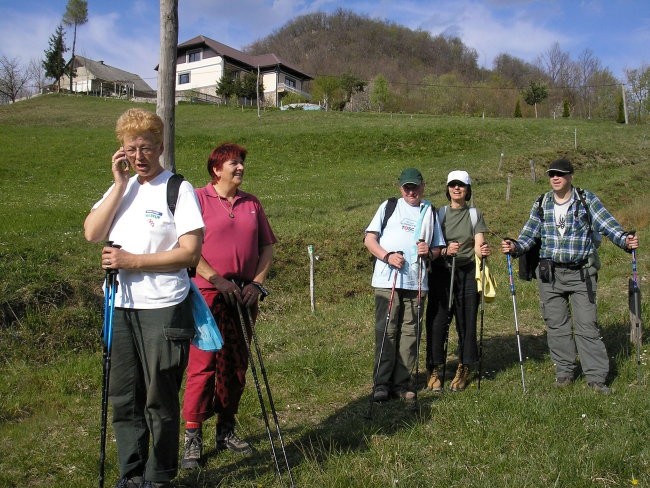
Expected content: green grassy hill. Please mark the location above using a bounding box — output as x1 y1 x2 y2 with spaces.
0 95 648 487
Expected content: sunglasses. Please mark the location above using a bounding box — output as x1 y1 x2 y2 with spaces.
447 181 467 188
547 171 568 178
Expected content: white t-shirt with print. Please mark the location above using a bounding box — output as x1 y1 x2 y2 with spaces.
93 170 204 309
366 198 445 291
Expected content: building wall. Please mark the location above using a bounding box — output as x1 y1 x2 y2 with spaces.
176 55 224 94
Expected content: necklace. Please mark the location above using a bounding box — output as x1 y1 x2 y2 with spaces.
218 195 235 218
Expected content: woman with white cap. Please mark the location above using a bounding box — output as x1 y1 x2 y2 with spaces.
425 170 491 392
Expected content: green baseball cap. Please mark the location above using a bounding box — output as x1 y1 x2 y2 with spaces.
398 168 423 186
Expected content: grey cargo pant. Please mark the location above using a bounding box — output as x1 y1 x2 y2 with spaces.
538 265 608 384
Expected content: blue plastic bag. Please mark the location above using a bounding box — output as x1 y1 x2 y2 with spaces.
189 281 224 351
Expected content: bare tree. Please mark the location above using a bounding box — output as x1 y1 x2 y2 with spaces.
0 56 32 103
625 65 650 122
28 58 47 94
63 0 88 92
157 0 178 172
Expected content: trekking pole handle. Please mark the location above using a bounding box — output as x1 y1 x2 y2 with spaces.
104 241 122 276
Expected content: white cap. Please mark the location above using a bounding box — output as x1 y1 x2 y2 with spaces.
447 170 471 185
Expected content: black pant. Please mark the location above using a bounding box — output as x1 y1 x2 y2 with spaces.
425 261 479 370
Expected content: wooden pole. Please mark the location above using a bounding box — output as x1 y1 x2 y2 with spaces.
506 174 512 202
529 160 536 182
622 84 629 125
157 0 178 172
308 245 315 313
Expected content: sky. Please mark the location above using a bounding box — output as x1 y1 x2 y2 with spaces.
1 0 649 90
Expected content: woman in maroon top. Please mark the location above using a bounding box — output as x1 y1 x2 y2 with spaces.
181 142 277 469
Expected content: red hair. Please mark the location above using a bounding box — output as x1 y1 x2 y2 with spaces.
207 143 247 182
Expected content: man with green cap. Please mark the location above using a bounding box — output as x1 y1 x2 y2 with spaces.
364 168 445 402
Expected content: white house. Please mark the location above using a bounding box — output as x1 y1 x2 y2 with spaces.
174 35 312 106
60 55 155 99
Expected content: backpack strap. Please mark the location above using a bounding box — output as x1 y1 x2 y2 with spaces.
167 173 184 216
438 205 478 234
380 197 398 234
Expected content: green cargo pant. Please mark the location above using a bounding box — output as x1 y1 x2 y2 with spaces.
109 296 194 483
373 288 424 393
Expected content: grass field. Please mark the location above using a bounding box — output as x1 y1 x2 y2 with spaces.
0 94 648 487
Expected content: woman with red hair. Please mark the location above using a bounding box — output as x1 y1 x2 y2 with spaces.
181 143 277 469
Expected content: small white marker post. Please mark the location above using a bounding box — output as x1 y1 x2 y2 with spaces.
308 245 315 313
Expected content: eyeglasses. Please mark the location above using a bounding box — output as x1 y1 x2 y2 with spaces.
124 146 156 156
547 171 568 178
447 181 467 188
402 184 420 192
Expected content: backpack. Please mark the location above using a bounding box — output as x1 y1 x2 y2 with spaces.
166 173 197 277
518 187 596 281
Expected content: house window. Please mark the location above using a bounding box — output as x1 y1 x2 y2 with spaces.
178 72 190 85
285 76 296 88
188 50 201 63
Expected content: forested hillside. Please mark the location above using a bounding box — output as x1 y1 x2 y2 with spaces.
246 9 632 120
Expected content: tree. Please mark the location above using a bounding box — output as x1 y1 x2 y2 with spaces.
339 71 366 108
616 95 626 124
370 75 389 112
625 65 650 122
239 71 263 102
0 56 32 103
522 80 548 118
216 69 238 103
562 99 570 118
27 58 47 94
311 75 342 111
43 24 67 91
514 99 522 117
63 0 88 92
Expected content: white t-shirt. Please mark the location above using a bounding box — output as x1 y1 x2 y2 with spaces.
93 170 204 309
366 198 445 291
554 196 573 237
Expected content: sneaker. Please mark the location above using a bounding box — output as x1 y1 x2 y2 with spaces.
372 387 390 402
554 376 573 388
142 482 169 488
450 364 470 392
588 381 612 395
181 428 203 469
427 368 443 392
114 476 143 488
217 429 253 455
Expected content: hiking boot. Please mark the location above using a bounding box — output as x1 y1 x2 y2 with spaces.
398 390 416 402
373 387 389 402
217 427 252 455
450 364 470 392
554 376 573 388
588 381 612 395
114 476 143 488
181 428 203 469
427 368 443 392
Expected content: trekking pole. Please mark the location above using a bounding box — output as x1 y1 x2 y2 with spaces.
413 241 425 408
440 246 457 390
366 259 401 420
505 252 527 392
478 256 486 391
233 299 284 483
243 304 295 487
630 245 643 385
99 242 120 488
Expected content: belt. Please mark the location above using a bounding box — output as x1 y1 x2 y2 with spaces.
552 259 587 270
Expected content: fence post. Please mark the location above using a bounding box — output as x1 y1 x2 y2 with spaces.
308 245 315 313
506 174 512 202
529 160 536 182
